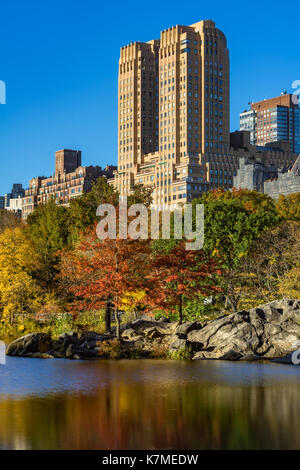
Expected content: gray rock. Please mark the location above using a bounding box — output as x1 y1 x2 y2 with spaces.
219 349 242 361
129 319 175 336
192 299 300 361
65 343 99 360
32 353 54 359
169 335 187 351
271 349 300 365
79 331 103 342
53 332 80 353
52 351 65 359
271 353 294 364
143 327 165 339
6 333 53 357
175 321 200 338
59 331 78 339
122 328 138 340
239 353 260 361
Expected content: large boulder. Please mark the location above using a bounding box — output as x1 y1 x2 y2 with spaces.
175 321 201 338
192 299 300 361
169 335 188 352
65 343 99 360
121 318 176 347
6 333 53 357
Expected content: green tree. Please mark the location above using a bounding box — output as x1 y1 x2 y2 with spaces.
192 189 280 310
127 184 153 207
67 179 153 244
67 176 119 243
26 199 70 289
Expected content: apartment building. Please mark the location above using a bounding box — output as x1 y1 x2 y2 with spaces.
22 149 116 219
109 20 299 204
4 184 25 207
239 110 257 145
3 184 25 216
240 93 300 152
110 19 231 205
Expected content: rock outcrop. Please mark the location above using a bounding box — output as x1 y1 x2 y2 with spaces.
121 300 300 362
6 333 53 357
190 299 300 361
5 299 300 362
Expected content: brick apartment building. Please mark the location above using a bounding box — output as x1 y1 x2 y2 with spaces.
109 19 299 205
240 93 300 152
22 149 116 219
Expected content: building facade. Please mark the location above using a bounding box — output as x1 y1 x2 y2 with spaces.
110 19 231 205
240 93 300 152
234 153 300 198
239 109 257 145
110 20 299 205
22 149 116 219
4 184 25 215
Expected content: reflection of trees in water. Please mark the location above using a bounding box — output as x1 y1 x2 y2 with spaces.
0 382 299 450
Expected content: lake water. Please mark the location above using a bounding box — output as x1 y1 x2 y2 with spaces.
0 357 299 450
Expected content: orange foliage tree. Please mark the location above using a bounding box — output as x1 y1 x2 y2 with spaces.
60 226 151 337
147 241 222 324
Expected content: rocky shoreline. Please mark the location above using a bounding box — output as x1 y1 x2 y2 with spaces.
5 299 300 365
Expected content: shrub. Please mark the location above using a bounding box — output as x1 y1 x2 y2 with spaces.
97 338 124 360
168 345 193 360
150 343 169 358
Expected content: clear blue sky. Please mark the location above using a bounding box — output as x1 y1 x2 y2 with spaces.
1 0 299 194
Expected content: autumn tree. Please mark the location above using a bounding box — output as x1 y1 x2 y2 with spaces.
26 198 70 291
234 220 300 308
191 189 280 311
119 290 147 320
66 179 153 244
0 209 20 233
276 192 300 221
127 184 153 208
0 227 44 324
147 241 221 324
60 226 151 337
66 176 120 243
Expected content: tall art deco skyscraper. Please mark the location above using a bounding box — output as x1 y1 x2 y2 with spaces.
109 20 230 205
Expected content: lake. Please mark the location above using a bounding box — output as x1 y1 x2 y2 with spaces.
0 357 299 450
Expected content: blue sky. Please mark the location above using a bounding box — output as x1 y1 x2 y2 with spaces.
0 0 299 194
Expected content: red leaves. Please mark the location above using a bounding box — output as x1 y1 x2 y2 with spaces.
60 226 222 320
146 241 222 315
60 225 151 313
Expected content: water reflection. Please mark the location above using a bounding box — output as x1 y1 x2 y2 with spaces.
0 358 299 449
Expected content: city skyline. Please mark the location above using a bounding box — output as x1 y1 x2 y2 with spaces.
1 0 299 194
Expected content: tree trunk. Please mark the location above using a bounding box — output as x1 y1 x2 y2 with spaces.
105 300 112 333
179 294 183 325
115 309 121 339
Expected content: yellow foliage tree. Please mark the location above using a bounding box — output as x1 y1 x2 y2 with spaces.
119 290 146 319
278 266 300 299
276 193 300 221
0 227 44 326
234 221 300 310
